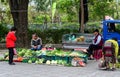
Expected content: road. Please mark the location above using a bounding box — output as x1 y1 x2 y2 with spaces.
0 50 120 77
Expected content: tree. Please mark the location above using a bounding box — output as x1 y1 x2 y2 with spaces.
33 0 52 28
9 0 29 48
0 0 12 24
88 0 115 20
79 0 88 33
57 0 79 22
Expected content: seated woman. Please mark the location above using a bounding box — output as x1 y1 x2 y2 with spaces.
31 33 42 51
87 29 103 60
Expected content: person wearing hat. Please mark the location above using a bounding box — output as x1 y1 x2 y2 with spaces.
87 29 103 60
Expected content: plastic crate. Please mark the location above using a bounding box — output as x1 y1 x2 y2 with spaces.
22 59 29 63
59 56 69 63
38 55 87 64
38 55 56 61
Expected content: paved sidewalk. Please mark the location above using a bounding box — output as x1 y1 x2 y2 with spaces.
0 49 8 57
0 60 120 77
0 49 120 77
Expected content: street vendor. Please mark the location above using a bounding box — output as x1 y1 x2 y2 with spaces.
101 38 119 70
87 29 103 60
104 38 119 60
31 33 42 51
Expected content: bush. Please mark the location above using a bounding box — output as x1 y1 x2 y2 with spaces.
85 21 101 33
0 22 99 44
28 28 78 44
0 24 9 43
0 24 79 44
28 22 100 44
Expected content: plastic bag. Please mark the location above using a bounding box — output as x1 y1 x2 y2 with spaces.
98 59 106 68
13 48 17 55
71 57 86 67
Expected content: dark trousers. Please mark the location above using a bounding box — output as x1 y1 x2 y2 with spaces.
8 48 14 64
87 44 102 57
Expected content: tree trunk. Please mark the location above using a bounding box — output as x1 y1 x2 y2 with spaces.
79 0 88 33
9 0 29 48
80 0 84 33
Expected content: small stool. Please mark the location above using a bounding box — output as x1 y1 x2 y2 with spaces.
93 49 103 60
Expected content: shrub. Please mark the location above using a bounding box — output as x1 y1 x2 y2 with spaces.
0 24 9 43
28 28 78 44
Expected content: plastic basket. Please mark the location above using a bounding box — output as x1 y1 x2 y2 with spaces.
22 59 29 63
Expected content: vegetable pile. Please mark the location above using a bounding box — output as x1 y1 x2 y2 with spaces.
2 48 88 66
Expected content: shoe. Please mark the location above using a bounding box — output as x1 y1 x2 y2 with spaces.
111 68 116 71
88 57 94 60
9 63 15 65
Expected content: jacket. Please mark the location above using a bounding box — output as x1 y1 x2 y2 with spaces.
6 31 17 48
31 37 42 47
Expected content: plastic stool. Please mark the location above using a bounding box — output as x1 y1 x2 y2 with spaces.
93 49 102 60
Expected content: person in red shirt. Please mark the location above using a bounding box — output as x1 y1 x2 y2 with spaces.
6 27 17 65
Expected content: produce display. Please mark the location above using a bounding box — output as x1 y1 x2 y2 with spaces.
2 48 88 66
1 48 120 68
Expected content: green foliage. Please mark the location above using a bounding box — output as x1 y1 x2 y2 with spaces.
28 23 99 44
34 0 52 12
0 23 9 42
29 0 118 23
28 28 78 44
0 1 12 24
85 22 101 33
1 0 119 25
33 15 50 24
28 21 100 44
88 0 115 20
1 0 120 45
57 0 79 22
0 22 99 44
0 0 8 4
